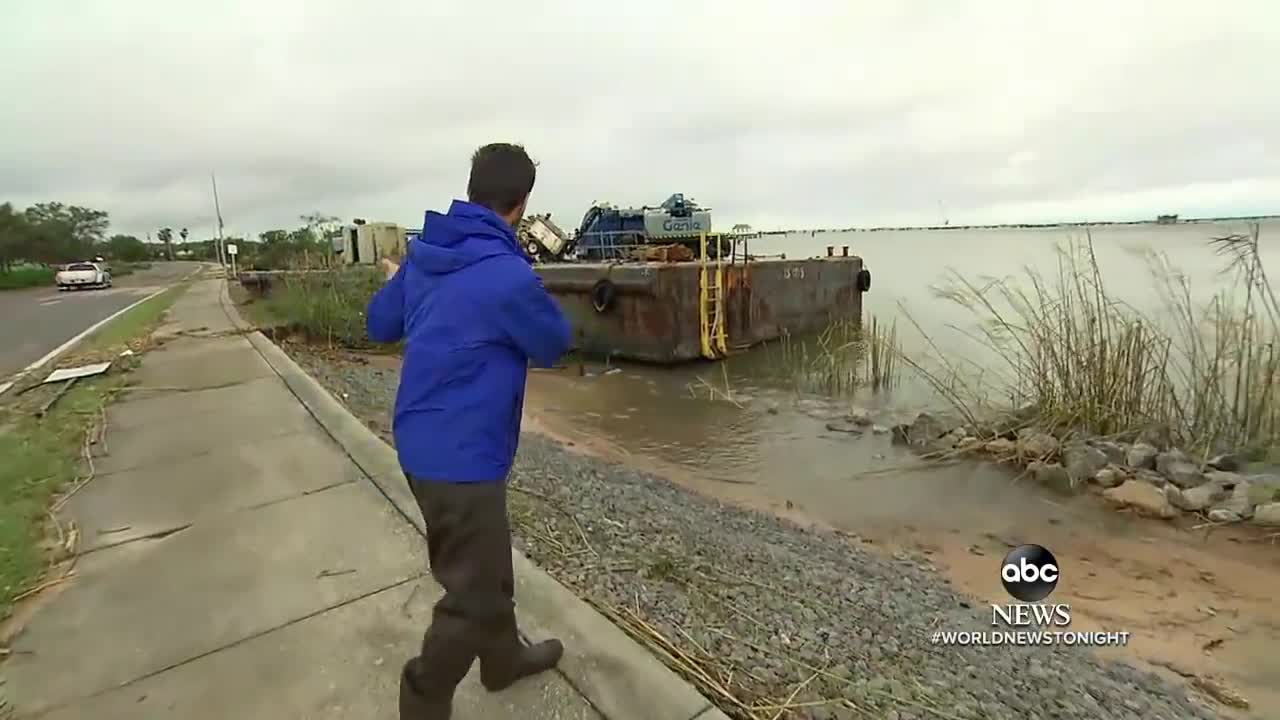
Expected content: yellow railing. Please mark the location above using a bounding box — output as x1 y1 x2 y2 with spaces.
698 233 729 359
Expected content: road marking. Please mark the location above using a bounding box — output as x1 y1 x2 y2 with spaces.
49 287 156 301
0 285 173 398
39 298 63 306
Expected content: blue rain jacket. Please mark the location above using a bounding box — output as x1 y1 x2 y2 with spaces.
366 200 571 482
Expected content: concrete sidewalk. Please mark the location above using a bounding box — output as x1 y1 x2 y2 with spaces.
2 279 722 719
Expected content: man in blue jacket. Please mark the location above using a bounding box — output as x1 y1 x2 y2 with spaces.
366 143 572 720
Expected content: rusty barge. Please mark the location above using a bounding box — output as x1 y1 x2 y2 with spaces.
535 247 869 363
245 220 871 364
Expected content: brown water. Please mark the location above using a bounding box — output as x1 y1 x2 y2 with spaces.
524 219 1280 718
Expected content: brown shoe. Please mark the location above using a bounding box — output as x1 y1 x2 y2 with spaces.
480 639 564 692
400 660 454 720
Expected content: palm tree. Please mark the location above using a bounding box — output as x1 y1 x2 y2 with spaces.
157 227 174 261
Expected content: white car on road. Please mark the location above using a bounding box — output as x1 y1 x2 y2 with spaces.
55 262 112 291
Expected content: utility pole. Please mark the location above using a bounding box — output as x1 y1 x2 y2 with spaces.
211 172 226 268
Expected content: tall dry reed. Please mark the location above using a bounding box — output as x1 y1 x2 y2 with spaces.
901 224 1280 456
773 313 901 396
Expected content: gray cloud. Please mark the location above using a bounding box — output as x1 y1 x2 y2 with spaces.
1 0 1276 239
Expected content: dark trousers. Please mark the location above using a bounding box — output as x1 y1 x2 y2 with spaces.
402 477 521 698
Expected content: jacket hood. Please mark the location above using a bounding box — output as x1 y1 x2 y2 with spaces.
406 200 528 274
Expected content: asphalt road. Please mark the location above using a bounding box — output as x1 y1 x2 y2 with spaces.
0 262 202 380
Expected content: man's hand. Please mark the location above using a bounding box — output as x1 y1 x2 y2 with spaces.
380 257 400 281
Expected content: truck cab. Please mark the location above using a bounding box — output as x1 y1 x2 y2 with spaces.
331 220 407 265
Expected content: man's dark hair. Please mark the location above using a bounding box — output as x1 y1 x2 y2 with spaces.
467 143 537 216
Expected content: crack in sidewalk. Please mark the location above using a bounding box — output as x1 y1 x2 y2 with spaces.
72 480 356 558
30 574 425 716
243 479 354 511
120 378 267 395
74 524 193 558
87 425 304 479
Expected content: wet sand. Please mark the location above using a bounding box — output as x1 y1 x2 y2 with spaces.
524 366 1280 718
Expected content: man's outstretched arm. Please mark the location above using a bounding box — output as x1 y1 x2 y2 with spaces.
366 258 406 343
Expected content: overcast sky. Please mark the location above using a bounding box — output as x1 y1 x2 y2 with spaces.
1 1 1275 240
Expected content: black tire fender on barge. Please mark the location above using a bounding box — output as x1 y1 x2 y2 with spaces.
590 278 618 313
856 268 871 292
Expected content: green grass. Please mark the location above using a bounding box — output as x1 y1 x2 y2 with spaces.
82 283 188 350
228 282 285 329
106 261 153 279
0 377 124 617
0 265 55 290
256 268 384 348
0 282 188 619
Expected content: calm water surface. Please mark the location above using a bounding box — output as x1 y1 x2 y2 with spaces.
522 220 1280 714
760 219 1280 350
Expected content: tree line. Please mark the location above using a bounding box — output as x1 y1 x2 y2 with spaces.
0 201 346 273
242 213 342 270
0 201 158 272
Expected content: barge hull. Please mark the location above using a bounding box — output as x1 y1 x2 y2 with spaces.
536 257 865 363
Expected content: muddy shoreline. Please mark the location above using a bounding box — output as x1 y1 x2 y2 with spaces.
280 342 1238 719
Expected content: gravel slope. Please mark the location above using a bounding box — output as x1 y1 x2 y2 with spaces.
289 346 1218 720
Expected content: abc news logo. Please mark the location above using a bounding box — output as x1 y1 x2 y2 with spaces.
1001 544 1058 601
993 544 1070 627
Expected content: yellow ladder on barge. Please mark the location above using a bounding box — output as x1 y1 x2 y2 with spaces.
698 232 729 359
